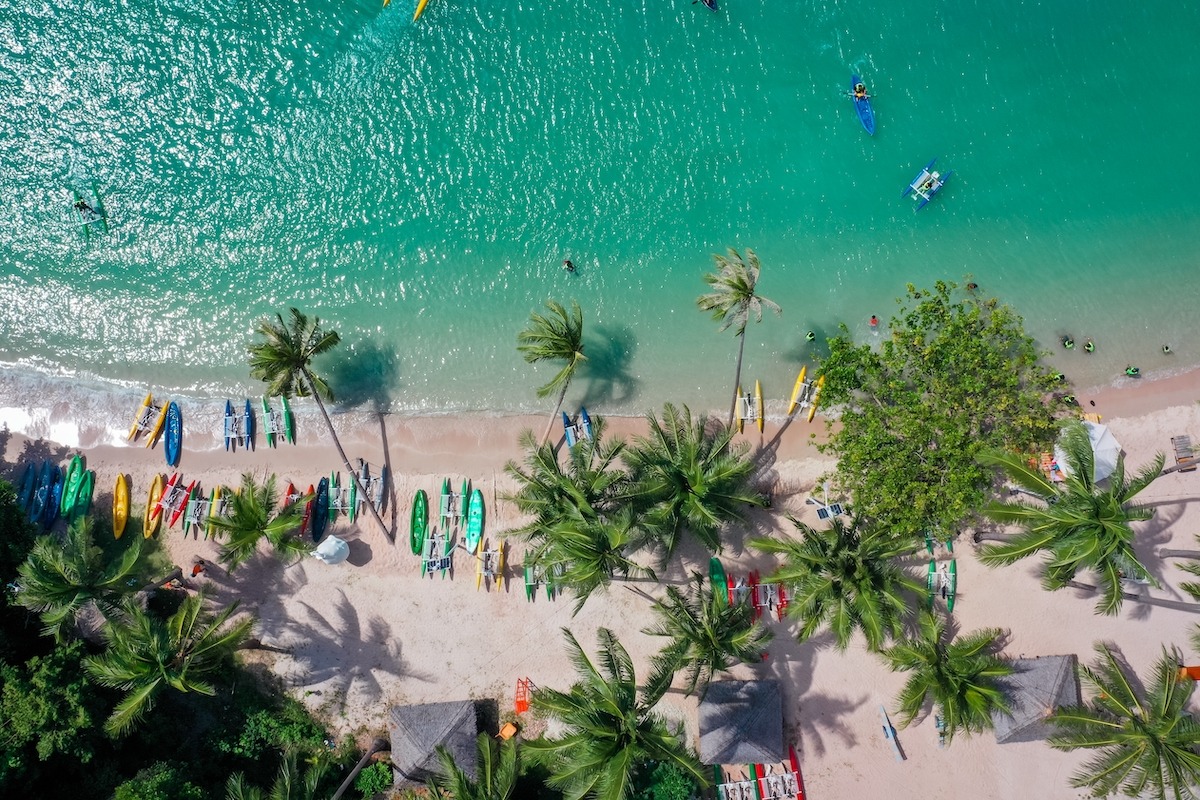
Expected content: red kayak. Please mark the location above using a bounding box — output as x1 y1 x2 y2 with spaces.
300 484 315 537
153 473 179 520
170 481 195 527
788 745 806 800
749 571 762 621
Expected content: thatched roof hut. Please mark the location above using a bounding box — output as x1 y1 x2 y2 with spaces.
387 700 478 783
698 680 783 764
992 655 1080 744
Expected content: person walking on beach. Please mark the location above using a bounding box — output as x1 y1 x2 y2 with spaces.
192 558 208 578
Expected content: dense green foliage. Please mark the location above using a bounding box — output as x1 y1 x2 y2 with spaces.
428 732 518 800
517 299 587 443
527 628 707 800
979 420 1162 616
752 515 923 651
1048 643 1200 800
226 750 332 800
879 611 1012 746
818 280 1063 538
114 762 206 800
208 473 311 571
631 761 702 800
355 761 395 798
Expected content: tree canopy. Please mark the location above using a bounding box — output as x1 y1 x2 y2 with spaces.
818 280 1064 538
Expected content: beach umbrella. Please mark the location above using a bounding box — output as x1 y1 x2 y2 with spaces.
697 679 784 764
312 535 350 565
1054 421 1123 483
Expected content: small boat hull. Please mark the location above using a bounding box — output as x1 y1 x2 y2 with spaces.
850 74 876 135
128 393 152 441
787 365 807 416
464 488 484 554
755 380 764 433
164 402 183 467
144 474 164 538
113 473 129 539
411 490 428 555
313 478 329 541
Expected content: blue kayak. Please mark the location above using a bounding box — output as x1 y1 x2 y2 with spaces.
29 460 53 523
562 411 577 447
243 398 255 452
312 477 329 542
16 462 35 514
164 402 183 467
44 467 64 528
851 74 875 135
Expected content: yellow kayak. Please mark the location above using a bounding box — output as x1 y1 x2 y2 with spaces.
128 393 152 440
113 474 129 539
735 385 744 434
755 380 764 433
807 375 826 423
145 401 168 448
787 365 807 415
496 539 505 591
143 474 163 538
413 0 430 21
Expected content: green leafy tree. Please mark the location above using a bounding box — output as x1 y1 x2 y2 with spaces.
632 761 703 800
114 762 205 800
752 515 923 651
622 402 765 561
880 610 1012 746
16 517 145 641
526 628 708 800
85 593 254 736
643 573 772 699
428 732 518 800
818 280 1063 538
209 473 311 571
696 248 781 427
979 420 1162 616
248 308 387 536
516 299 587 445
226 750 331 800
1048 643 1200 800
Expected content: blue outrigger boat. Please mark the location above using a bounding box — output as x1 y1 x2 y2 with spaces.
902 158 952 210
850 75 875 135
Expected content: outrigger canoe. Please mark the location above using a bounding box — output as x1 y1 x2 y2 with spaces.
806 375 825 423
755 380 764 433
29 460 53 524
410 489 428 555
144 474 164 538
850 74 875 135
464 488 484 554
145 400 168 448
113 473 129 539
947 559 958 613
413 0 430 21
902 158 953 210
128 393 153 441
60 455 83 516
787 365 807 416
75 470 95 520
280 395 295 444
17 462 35 514
224 400 235 451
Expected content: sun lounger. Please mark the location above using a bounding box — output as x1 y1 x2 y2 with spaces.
1172 435 1196 473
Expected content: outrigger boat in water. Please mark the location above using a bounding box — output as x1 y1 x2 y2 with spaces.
902 158 952 210
70 183 108 239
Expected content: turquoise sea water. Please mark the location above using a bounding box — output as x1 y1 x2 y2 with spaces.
2 0 1200 424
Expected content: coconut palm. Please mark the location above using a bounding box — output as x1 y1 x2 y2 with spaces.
208 473 311 571
525 628 708 800
248 308 387 537
85 592 253 736
643 573 773 699
1048 643 1200 800
978 419 1163 616
751 515 923 652
879 610 1012 746
516 299 586 445
622 402 765 561
227 750 331 800
696 248 781 427
428 732 519 800
15 517 145 641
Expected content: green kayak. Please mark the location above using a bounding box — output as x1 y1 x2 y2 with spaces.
74 469 95 520
60 455 83 516
709 558 728 607
464 489 484 554
410 490 428 555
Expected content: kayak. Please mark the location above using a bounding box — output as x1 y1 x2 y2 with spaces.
262 396 275 448
709 557 728 607
145 400 168 448
947 559 958 613
328 472 339 524
580 407 593 441
313 477 329 541
75 470 95 521
300 484 315 539
45 467 65 528
128 393 153 441
850 74 876 135
464 488 484 554
164 402 183 467
242 399 255 451
144 474 164 538
902 158 953 211
60 455 83 516
755 380 764 433
113 473 129 539
806 375 825 423
29 460 54 524
562 411 577 448
16 462 35 514
787 365 808 416
413 0 430 21
410 490 428 555
926 559 936 610
281 395 295 444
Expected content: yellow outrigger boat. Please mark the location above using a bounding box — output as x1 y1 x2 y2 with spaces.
755 380 764 433
113 474 129 539
144 401 168 448
806 375 826 423
787 365 807 416
143 474 163 538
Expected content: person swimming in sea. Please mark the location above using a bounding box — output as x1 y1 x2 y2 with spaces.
806 331 815 342
1125 365 1140 377
562 259 575 273
869 315 878 329
1062 336 1075 350
1084 339 1095 353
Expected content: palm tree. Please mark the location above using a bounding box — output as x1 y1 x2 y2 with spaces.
516 299 586 445
227 750 331 800
248 308 388 537
879 610 1012 746
978 420 1163 616
428 732 518 800
16 517 145 641
696 248 781 427
752 515 923 651
525 628 708 800
643 573 773 699
85 592 253 736
1048 643 1200 800
208 473 311 571
622 402 765 562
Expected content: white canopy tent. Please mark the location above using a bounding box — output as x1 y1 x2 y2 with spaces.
1054 421 1122 483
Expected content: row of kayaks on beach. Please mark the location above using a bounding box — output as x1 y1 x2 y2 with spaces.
127 393 182 467
15 456 98 531
126 393 298 468
734 366 825 433
409 478 492 587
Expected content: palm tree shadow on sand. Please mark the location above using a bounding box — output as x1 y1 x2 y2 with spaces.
578 325 639 408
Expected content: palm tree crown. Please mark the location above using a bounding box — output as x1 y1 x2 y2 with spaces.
525 628 708 800
696 248 781 426
622 402 765 562
643 573 773 699
227 750 330 800
428 732 519 800
209 473 311 571
16 518 145 641
517 300 586 444
752 515 923 651
880 610 1012 746
1048 643 1200 800
85 593 253 736
978 420 1163 616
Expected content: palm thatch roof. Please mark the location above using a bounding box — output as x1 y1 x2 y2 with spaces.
387 700 477 783
698 680 783 764
992 655 1080 744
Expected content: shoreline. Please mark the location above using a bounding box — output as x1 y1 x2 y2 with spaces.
3 366 1200 799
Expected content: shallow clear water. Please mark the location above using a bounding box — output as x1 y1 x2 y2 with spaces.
2 0 1199 423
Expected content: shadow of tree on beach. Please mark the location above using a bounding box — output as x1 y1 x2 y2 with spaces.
322 338 402 412
578 325 639 409
3 436 72 483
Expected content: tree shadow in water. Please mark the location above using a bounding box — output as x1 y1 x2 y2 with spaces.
578 325 639 408
321 338 402 412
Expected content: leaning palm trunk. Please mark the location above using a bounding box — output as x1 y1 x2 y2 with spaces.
727 329 747 428
330 738 390 800
540 381 572 446
306 372 390 539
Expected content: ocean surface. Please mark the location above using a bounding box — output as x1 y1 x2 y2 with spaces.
2 0 1199 437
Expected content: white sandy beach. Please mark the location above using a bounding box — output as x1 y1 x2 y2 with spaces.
4 371 1200 800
